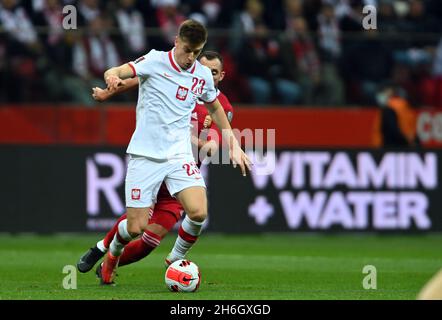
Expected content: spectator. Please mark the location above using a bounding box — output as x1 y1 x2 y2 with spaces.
200 0 222 27
78 0 101 25
113 0 148 60
153 0 186 50
376 83 419 147
234 0 301 105
0 0 41 54
377 0 400 33
280 16 342 105
230 0 264 54
181 0 222 28
341 28 393 104
0 0 43 101
401 0 441 37
419 37 442 108
316 3 345 105
282 0 304 31
336 0 365 33
31 0 72 101
67 15 122 105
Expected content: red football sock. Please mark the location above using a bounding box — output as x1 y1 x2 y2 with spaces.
118 230 161 267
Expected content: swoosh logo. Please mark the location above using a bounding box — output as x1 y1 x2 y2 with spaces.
163 72 173 78
183 277 197 282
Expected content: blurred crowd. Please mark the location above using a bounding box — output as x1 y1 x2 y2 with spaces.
0 0 441 107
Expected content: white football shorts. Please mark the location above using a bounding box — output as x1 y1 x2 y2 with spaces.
125 154 206 208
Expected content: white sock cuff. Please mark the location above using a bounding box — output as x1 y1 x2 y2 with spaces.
181 215 205 236
117 219 133 241
96 239 107 253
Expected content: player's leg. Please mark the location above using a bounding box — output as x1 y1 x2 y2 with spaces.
165 186 207 265
77 213 127 273
101 207 150 284
100 154 164 284
117 223 166 266
118 201 183 266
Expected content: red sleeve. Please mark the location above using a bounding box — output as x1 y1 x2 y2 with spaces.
218 91 234 124
207 91 234 146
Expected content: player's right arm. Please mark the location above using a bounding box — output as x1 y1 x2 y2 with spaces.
92 77 139 102
105 50 156 91
104 63 136 91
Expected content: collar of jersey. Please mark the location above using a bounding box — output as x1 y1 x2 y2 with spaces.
169 48 196 74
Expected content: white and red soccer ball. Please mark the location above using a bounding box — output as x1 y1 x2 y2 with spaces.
165 259 201 292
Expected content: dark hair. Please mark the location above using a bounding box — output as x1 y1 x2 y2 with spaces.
199 51 224 68
178 19 208 46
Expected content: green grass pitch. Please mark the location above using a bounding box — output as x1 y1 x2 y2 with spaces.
0 233 441 300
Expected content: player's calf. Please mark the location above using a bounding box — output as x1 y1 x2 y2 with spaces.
118 230 162 267
108 219 134 257
166 215 205 266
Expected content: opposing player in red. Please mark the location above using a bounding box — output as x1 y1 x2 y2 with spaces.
77 51 234 279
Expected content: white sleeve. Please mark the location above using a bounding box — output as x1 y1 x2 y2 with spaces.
200 69 217 103
128 49 157 78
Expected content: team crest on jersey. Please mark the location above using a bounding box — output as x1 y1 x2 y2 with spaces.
131 188 141 200
176 86 189 101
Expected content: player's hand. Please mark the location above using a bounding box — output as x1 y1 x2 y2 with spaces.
91 87 109 102
203 115 212 128
229 139 253 176
105 75 122 91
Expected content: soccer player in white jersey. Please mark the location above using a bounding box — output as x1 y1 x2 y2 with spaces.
77 51 234 276
100 19 251 284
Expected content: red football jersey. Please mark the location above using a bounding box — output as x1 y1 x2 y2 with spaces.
157 90 234 201
191 90 234 145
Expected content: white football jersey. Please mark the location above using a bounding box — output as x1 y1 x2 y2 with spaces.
127 48 217 160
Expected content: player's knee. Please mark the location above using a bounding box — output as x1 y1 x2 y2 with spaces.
186 207 207 223
127 220 146 237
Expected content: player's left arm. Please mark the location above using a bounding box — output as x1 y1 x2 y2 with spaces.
205 99 252 175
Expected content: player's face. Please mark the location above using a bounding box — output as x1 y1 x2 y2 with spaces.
174 37 205 70
199 57 225 87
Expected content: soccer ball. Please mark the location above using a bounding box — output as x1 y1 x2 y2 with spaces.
165 259 201 292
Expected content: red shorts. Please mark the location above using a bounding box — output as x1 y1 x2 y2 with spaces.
149 183 184 231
